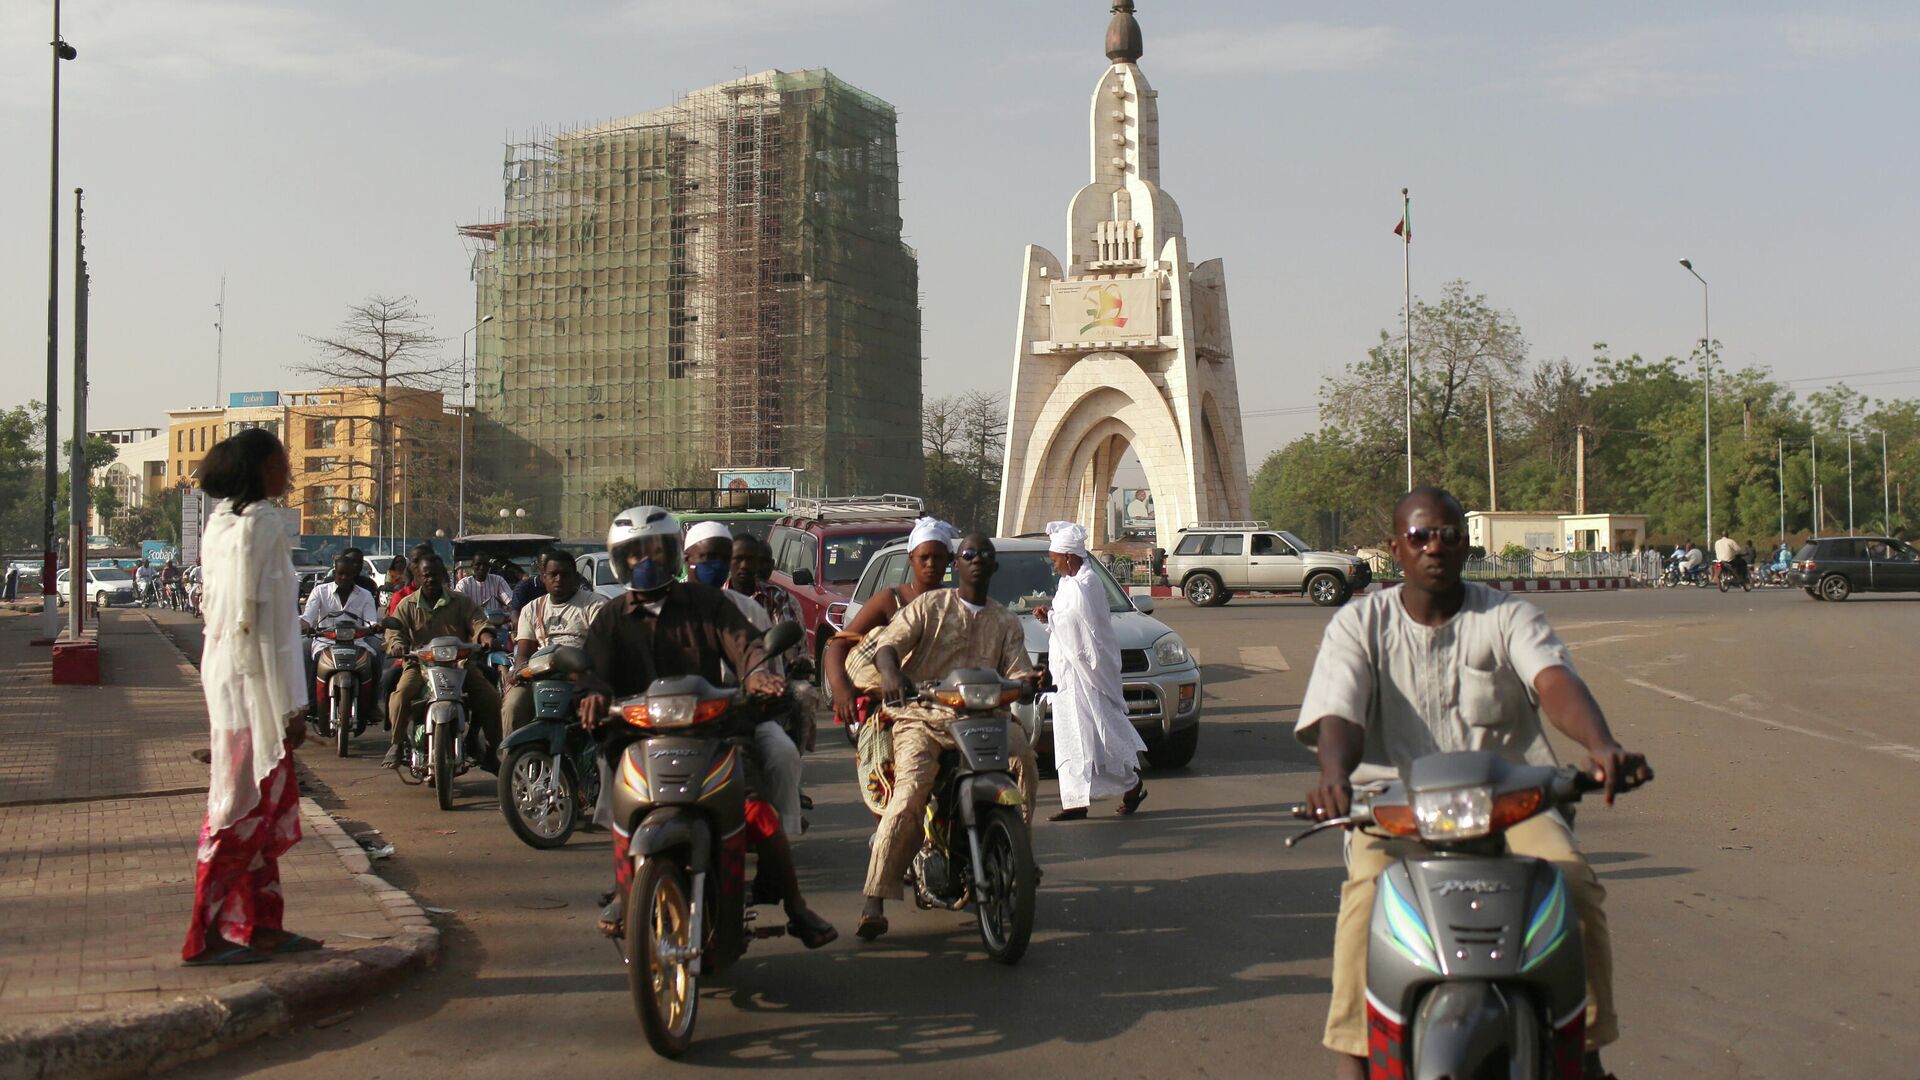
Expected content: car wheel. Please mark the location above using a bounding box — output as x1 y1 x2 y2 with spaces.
1146 724 1199 769
95 591 109 609
1306 572 1348 607
1818 574 1851 602
1183 572 1221 607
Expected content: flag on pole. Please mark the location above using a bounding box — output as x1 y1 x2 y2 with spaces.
1393 192 1411 241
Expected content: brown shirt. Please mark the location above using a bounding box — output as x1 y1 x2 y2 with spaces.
384 589 491 658
864 589 1035 723
580 582 768 701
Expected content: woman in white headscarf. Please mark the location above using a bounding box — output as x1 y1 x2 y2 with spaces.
180 429 318 966
1037 520 1146 820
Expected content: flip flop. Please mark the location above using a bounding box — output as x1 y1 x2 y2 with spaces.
854 914 888 941
597 899 625 939
1049 807 1088 822
267 933 323 954
787 909 839 949
1118 782 1149 816
183 944 269 967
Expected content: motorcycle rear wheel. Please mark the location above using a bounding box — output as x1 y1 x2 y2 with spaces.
434 725 455 811
627 859 698 1057
975 805 1036 965
499 746 576 849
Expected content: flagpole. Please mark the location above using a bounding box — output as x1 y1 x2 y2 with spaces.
1401 188 1413 491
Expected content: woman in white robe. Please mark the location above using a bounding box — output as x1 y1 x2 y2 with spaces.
1039 521 1147 821
181 429 318 965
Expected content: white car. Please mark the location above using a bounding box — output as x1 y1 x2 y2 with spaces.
55 566 138 607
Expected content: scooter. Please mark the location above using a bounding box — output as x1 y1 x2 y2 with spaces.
608 621 807 1058
497 644 598 849
381 616 489 811
1287 750 1647 1080
1716 558 1751 593
888 668 1038 965
308 615 380 758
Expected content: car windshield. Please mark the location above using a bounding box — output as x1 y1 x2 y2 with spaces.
93 568 132 581
1279 530 1314 553
822 532 901 585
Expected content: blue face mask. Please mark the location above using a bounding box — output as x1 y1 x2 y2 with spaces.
629 557 676 592
691 558 730 589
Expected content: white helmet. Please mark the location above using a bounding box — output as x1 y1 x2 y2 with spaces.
607 505 683 592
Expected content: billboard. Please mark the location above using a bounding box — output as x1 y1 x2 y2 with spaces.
229 390 281 408
715 468 800 510
1108 486 1156 539
1048 276 1159 345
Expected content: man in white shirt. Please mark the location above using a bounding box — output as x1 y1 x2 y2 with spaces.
1711 531 1741 585
503 549 605 733
1297 487 1651 1080
454 553 513 611
300 557 382 722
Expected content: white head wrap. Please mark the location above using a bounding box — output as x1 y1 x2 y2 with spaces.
684 520 734 553
907 516 957 553
1046 520 1090 557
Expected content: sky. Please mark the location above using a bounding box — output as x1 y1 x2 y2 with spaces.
3 0 1917 489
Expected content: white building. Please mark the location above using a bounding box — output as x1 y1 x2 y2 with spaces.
996 1 1251 552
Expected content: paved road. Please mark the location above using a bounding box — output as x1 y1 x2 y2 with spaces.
151 586 1920 1079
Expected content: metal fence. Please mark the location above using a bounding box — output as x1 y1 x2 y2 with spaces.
1102 549 1663 588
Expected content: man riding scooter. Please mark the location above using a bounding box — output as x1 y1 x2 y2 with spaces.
381 554 504 773
1296 487 1652 1080
301 556 382 724
576 505 835 949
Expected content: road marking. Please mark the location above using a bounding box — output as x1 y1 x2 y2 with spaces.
1624 677 1917 765
1236 645 1290 672
1565 633 1649 651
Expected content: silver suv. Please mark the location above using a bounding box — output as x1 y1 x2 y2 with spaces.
1165 522 1370 607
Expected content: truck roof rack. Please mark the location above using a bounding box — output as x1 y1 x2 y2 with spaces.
1182 520 1271 531
782 494 924 521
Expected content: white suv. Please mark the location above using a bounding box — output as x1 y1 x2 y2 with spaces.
1164 523 1370 607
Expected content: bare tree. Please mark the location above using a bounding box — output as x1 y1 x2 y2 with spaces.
289 297 457 542
923 391 1006 532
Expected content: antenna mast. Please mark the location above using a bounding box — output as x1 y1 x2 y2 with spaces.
214 275 225 403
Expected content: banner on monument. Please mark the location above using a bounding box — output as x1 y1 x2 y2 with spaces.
1048 277 1158 345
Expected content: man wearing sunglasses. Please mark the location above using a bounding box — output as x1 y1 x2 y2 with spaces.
854 532 1042 941
1295 487 1652 1080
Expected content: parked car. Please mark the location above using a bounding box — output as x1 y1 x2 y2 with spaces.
841 536 1204 768
55 565 137 607
764 495 924 668
1786 536 1920 601
1163 522 1371 607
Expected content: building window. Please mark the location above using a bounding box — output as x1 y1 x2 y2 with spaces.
308 418 340 449
175 431 183 452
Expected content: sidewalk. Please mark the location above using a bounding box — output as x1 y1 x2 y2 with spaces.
0 609 438 1080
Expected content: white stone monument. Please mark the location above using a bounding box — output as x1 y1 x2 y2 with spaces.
996 1 1252 553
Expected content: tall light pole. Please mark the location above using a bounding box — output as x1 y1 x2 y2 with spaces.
41 2 78 642
1880 430 1891 534
1810 435 1820 538
1846 433 1855 535
1776 437 1785 548
1679 259 1711 544
456 314 494 538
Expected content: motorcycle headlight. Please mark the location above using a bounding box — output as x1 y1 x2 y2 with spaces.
1412 785 1493 841
1151 632 1189 668
430 644 458 663
646 694 697 728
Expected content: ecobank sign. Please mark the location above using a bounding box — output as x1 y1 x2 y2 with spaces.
228 391 280 408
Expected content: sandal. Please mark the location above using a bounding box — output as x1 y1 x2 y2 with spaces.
597 898 625 938
1049 807 1088 822
264 933 323 954
854 914 888 941
1118 781 1149 816
786 908 838 949
183 943 269 967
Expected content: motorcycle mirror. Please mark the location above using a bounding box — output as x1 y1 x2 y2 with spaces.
379 616 404 631
761 620 803 658
547 645 589 676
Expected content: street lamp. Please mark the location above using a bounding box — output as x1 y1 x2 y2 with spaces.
40 2 79 641
1679 259 1711 543
457 313 495 538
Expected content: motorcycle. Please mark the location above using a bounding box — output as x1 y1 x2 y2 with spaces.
889 668 1039 966
497 644 598 849
608 621 807 1058
1715 558 1751 593
1287 750 1646 1080
307 615 381 758
480 608 514 690
381 615 491 811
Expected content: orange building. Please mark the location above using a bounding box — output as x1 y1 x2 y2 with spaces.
165 407 226 490
283 387 452 537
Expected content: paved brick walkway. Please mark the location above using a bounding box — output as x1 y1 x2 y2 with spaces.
0 609 413 1026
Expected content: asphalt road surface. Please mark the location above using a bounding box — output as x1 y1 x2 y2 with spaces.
148 585 1920 1079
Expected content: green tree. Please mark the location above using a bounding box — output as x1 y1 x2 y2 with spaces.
0 404 47 550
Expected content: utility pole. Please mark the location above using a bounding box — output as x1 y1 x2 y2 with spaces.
1575 425 1588 515
1847 434 1854 535
214 275 225 404
1811 436 1820 538
1882 431 1891 534
1401 188 1413 492
67 189 88 638
1484 376 1498 511
41 1 78 643
1680 259 1711 543
1776 437 1784 548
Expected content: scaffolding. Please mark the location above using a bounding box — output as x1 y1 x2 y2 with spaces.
462 70 923 539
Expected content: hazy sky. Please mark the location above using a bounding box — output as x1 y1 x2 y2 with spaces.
3 1 1917 484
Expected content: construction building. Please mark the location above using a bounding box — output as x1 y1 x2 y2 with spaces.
461 69 923 538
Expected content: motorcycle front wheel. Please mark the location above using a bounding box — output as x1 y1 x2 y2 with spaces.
433 724 455 810
1718 576 1729 593
974 805 1037 965
333 690 351 757
499 746 576 849
627 858 698 1057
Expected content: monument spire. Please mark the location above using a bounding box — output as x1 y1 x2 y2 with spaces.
1105 1 1142 64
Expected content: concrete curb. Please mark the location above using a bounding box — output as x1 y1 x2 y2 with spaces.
1126 576 1635 600
0 801 439 1080
0 614 442 1080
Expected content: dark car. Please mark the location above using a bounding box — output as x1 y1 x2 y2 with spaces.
764 495 923 667
1786 536 1920 601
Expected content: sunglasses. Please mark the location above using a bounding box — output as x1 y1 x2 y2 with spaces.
1403 525 1466 550
955 548 996 563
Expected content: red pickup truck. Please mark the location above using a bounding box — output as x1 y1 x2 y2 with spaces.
764 495 923 670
